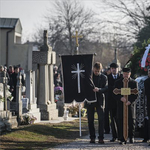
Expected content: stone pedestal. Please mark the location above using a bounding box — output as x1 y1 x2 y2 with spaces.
33 30 58 120
57 101 64 117
37 103 58 120
0 110 18 134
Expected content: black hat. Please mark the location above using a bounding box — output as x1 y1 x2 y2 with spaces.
122 68 131 72
110 63 118 68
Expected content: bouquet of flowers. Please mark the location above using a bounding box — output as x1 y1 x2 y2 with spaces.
21 113 37 125
54 86 63 103
139 53 150 71
0 85 13 102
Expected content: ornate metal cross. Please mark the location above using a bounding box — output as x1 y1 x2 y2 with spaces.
72 31 83 47
113 78 138 141
71 63 85 93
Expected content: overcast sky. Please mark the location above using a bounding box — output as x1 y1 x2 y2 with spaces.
1 0 103 42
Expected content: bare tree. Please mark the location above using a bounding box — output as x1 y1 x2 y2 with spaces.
40 0 99 55
100 0 150 40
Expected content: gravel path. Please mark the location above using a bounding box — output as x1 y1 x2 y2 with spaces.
49 133 150 150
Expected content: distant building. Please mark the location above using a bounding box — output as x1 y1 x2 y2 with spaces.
0 18 32 71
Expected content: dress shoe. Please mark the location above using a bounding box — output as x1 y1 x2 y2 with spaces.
142 139 148 143
90 139 95 143
119 141 126 145
110 138 117 142
129 138 134 143
99 139 105 144
148 143 150 146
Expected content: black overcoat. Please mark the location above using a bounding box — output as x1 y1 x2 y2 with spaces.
94 73 108 106
86 73 108 107
114 77 138 119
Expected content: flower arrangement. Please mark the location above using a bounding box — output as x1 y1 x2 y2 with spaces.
0 85 13 102
139 53 150 71
67 104 87 117
54 86 63 103
68 105 79 117
20 113 37 125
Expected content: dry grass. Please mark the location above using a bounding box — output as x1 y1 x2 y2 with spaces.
0 118 89 150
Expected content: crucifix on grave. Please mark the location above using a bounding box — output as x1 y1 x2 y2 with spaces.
71 63 85 93
113 78 138 141
72 31 82 54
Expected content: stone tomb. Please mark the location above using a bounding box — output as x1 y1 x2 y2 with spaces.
33 30 58 120
0 83 18 134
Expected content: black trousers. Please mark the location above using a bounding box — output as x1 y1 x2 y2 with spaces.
110 108 118 138
143 118 149 140
148 119 150 140
104 93 110 133
118 118 135 141
87 103 104 140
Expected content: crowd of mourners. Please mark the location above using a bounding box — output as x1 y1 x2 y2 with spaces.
85 62 150 146
0 65 25 102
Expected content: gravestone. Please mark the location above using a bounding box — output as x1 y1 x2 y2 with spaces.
0 83 4 111
33 30 58 120
0 81 18 134
26 70 41 123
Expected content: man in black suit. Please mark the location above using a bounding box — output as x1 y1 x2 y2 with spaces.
114 68 138 144
107 63 122 142
87 62 108 144
144 68 150 146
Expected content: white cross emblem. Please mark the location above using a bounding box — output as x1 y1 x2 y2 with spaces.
71 63 85 93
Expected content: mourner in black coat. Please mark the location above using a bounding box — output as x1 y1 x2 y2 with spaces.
10 66 25 102
144 68 150 146
86 62 108 144
107 63 122 142
114 68 138 144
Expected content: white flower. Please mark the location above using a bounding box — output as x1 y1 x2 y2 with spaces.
6 90 11 97
7 85 10 90
8 96 14 101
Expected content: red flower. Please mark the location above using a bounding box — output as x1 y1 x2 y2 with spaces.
144 68 148 71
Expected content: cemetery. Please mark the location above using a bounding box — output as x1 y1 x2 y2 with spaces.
0 0 150 149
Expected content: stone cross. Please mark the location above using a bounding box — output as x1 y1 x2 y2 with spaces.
41 30 50 51
16 73 22 124
44 30 48 46
71 63 85 93
113 78 138 141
